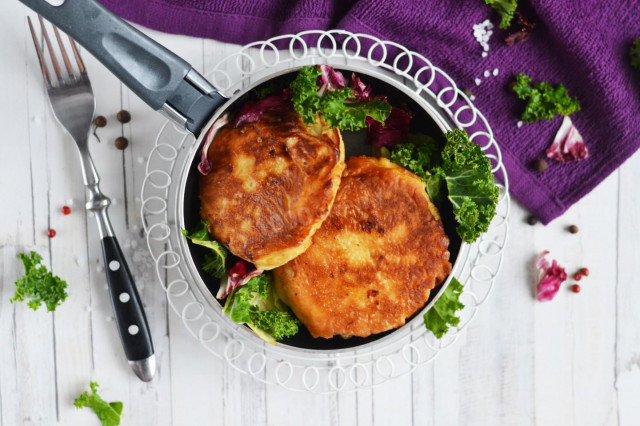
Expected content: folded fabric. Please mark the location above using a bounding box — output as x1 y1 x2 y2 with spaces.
99 0 640 224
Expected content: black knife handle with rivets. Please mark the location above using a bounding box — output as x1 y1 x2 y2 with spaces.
101 236 155 373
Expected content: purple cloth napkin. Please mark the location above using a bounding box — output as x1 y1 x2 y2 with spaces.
99 0 640 224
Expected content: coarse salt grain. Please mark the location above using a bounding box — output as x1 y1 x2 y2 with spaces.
493 68 499 76
483 70 490 78
96 265 104 273
517 121 524 128
470 95 476 101
472 20 494 56
475 78 482 86
137 156 145 164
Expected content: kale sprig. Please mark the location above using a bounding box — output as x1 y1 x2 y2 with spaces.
10 251 68 311
512 73 581 122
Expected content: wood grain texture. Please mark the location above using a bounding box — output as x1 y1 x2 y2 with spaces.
1 3 639 425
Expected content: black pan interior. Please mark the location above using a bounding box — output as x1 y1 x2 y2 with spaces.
182 69 462 350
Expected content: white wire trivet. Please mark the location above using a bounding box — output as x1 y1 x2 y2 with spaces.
141 30 510 393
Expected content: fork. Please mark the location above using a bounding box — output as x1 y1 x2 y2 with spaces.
28 16 155 382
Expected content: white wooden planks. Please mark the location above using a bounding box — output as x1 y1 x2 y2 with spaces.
0 3 639 424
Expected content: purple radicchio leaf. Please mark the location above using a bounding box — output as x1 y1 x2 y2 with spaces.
366 103 414 148
216 259 263 300
228 89 292 128
318 65 347 91
546 116 589 163
198 113 229 175
535 250 568 301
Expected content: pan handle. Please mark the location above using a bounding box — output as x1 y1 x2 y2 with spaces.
19 0 226 136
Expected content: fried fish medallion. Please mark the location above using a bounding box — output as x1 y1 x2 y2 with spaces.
273 156 451 338
199 106 345 270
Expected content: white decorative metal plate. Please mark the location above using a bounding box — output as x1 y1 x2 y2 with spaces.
141 30 510 393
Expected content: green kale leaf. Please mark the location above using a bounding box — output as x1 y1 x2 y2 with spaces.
631 38 640 70
223 274 299 344
181 220 227 278
290 66 391 131
10 251 68 311
484 0 518 29
389 135 440 181
438 129 500 242
512 73 581 122
390 130 499 242
74 382 122 426
290 65 324 124
423 277 465 338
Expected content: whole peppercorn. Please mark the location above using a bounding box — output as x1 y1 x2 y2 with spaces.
47 229 56 238
463 88 473 98
94 115 107 127
533 158 548 173
573 272 583 281
61 206 71 215
571 284 581 293
114 136 129 150
526 216 538 226
568 225 579 234
579 267 589 277
116 110 131 124
507 81 517 93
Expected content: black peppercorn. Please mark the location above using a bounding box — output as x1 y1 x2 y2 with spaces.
116 110 131 124
533 158 548 173
526 216 538 226
114 136 129 150
94 115 107 127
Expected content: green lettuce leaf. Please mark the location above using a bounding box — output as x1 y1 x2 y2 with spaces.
223 274 299 344
512 73 581 122
181 220 227 278
423 277 465 338
74 382 122 426
10 251 68 312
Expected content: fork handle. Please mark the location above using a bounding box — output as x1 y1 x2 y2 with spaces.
19 0 226 135
101 235 155 381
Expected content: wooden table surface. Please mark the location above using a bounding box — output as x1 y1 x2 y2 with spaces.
2 3 640 425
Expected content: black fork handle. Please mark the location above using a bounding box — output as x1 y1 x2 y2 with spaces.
18 0 226 136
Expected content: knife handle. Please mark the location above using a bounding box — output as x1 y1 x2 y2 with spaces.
100 236 155 372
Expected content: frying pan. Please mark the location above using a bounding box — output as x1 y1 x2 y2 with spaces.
20 0 463 350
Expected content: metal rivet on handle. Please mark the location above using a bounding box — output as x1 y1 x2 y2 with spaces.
128 325 139 335
119 293 130 303
109 260 120 271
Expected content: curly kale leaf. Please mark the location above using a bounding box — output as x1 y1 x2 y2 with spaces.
223 274 299 344
512 73 581 122
10 251 68 312
423 277 465 338
290 66 391 131
290 65 323 124
74 382 122 426
484 0 518 29
390 130 499 242
181 220 227 278
439 130 500 242
631 38 640 70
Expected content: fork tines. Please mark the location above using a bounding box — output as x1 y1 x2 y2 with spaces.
27 15 86 89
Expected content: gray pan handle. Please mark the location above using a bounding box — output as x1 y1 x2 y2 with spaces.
18 0 226 136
